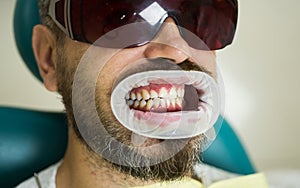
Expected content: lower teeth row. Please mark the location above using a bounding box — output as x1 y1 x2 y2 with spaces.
127 97 183 110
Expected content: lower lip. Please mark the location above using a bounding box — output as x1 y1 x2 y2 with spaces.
133 110 203 128
134 110 181 127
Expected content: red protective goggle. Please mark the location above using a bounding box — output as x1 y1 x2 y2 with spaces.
48 0 238 50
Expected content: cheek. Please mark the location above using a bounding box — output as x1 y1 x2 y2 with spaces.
56 40 90 81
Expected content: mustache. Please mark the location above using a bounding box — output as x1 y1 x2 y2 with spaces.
114 58 212 88
177 59 212 76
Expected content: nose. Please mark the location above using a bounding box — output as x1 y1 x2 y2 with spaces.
143 18 191 64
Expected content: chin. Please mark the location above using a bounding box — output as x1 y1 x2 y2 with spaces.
111 135 202 181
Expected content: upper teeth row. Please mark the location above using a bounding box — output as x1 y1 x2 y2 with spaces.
125 87 184 101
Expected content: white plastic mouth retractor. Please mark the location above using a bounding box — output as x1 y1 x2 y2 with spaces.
111 70 221 139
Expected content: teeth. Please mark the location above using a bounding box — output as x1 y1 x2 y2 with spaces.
150 90 158 99
134 101 139 108
140 100 146 108
127 100 134 106
128 85 188 111
177 88 184 98
166 99 170 108
153 98 160 108
171 99 176 107
159 87 168 98
169 87 177 98
142 89 150 100
136 92 142 101
160 99 166 108
176 98 182 107
129 98 184 110
146 99 153 110
131 93 136 100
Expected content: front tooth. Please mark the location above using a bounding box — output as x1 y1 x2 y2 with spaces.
150 90 158 99
159 87 168 98
166 99 170 108
160 99 166 108
131 93 136 100
169 87 177 98
142 89 150 100
171 99 176 107
139 100 146 108
146 99 153 110
134 101 139 108
153 98 160 108
125 93 130 100
136 92 142 101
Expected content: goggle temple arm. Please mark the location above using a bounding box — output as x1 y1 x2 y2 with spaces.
48 0 74 39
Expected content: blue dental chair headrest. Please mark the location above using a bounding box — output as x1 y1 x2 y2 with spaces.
14 0 42 81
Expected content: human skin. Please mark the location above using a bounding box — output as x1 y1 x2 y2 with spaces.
32 18 217 187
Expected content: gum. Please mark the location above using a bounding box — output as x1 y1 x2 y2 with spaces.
130 83 184 94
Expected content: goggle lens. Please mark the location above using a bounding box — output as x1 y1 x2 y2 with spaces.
49 0 238 50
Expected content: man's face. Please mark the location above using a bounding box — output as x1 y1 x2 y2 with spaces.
55 19 217 180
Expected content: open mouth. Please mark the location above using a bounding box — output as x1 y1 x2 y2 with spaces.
126 84 203 113
111 70 220 139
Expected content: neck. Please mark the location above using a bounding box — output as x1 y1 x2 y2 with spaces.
56 128 162 188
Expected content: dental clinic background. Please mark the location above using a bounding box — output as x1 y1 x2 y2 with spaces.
1 0 299 172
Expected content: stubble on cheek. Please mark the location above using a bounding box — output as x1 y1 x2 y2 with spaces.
95 74 133 146
54 40 93 140
93 51 141 145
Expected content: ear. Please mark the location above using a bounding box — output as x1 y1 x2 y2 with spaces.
32 24 58 91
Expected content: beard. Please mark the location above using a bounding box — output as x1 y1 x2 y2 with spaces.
94 95 204 181
55 45 207 182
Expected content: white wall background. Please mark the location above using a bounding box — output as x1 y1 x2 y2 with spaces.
1 0 299 171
